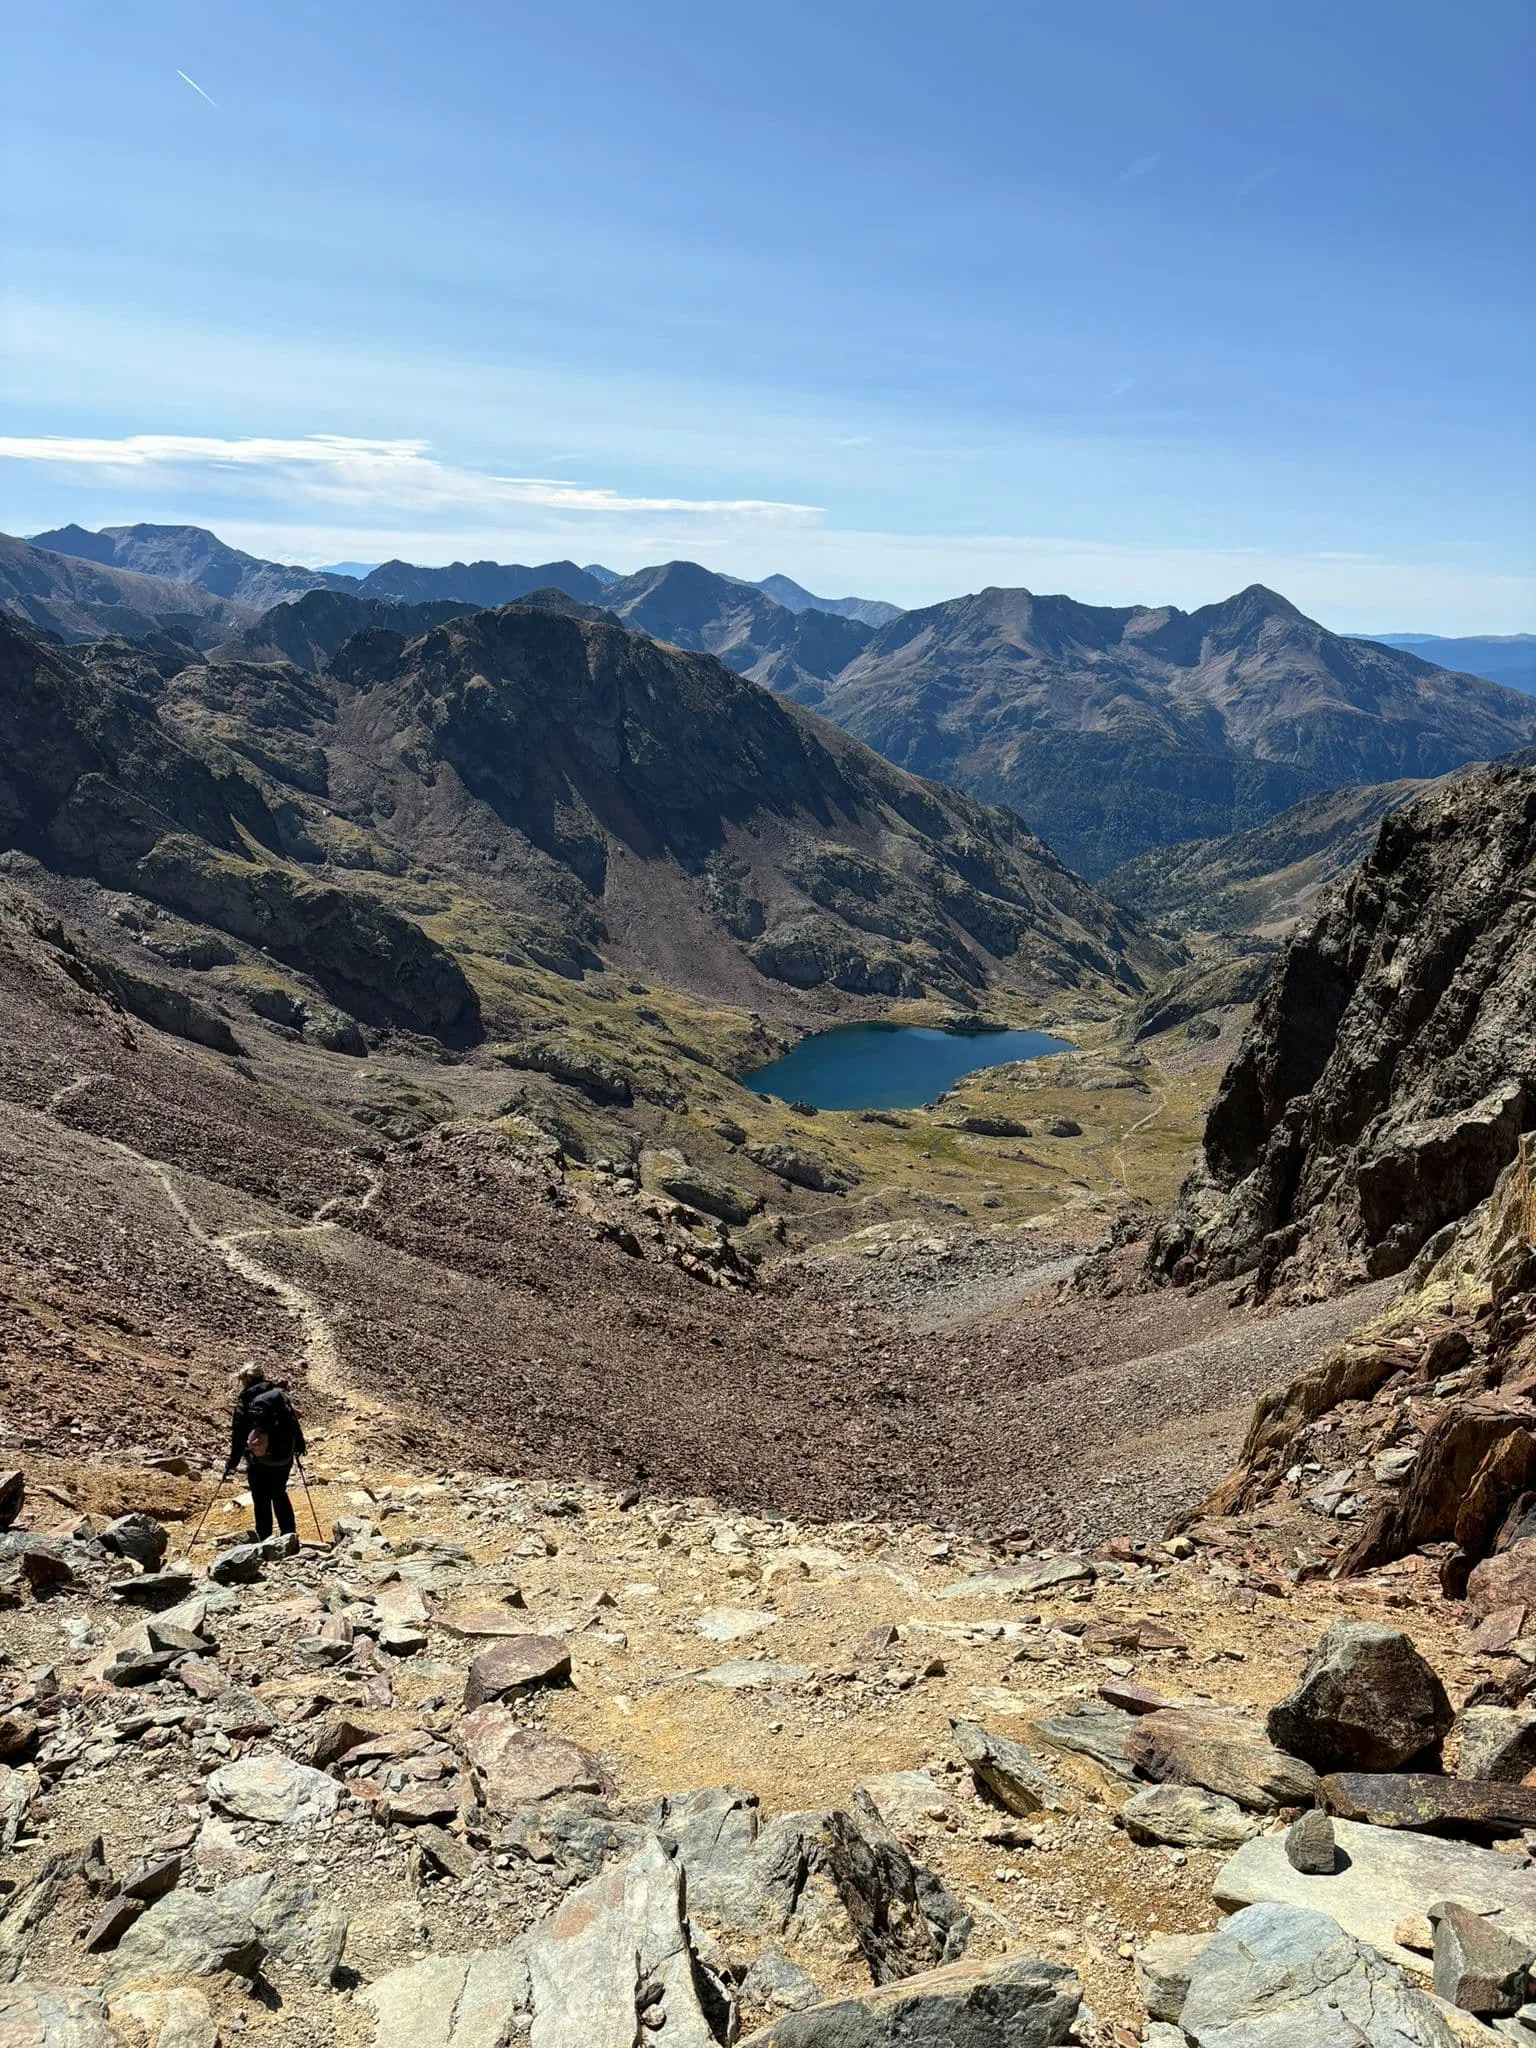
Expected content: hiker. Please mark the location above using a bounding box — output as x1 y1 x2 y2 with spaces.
224 1363 307 1541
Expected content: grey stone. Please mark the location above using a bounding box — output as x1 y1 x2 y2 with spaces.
0 1853 75 1984
1215 1818 1536 1972
101 1515 168 1571
1433 1902 1533 2018
251 1873 349 1984
1286 1810 1339 1874
820 1789 971 1986
0 1983 121 2048
1143 2028 1189 2048
1135 1930 1214 2022
103 1988 216 2048
737 1952 1083 2046
951 1719 1067 1815
206 1754 341 1825
517 1835 715 2046
941 1557 1095 1601
697 1659 812 1690
743 1944 821 2012
1178 1901 1457 2046
1459 1710 1536 1786
110 1569 196 1609
1031 1704 1139 1779
103 1884 265 1987
1122 1784 1261 1852
1267 1622 1454 1774
698 1606 778 1643
649 1787 820 1937
362 1945 530 2048
208 1543 265 1585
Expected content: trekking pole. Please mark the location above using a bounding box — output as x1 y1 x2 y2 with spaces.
182 1471 226 1559
294 1458 327 1545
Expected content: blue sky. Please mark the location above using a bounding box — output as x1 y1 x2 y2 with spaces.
3 0 1531 629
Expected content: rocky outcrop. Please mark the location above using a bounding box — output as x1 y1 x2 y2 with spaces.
1152 764 1536 1297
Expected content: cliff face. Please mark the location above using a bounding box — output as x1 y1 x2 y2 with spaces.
1151 763 1536 1298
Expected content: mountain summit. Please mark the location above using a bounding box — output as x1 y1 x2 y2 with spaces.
791 582 1536 875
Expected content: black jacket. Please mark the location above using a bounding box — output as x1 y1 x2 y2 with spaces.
227 1380 306 1471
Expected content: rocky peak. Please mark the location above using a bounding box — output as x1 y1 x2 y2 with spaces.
1151 761 1536 1297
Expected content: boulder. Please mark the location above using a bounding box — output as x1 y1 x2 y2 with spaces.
1322 1772 1536 1833
1121 1784 1261 1851
362 1947 529 2048
206 1754 341 1826
1126 1707 1321 1811
1342 1403 1536 1577
208 1543 265 1586
249 1873 349 1985
950 1720 1067 1816
110 1568 196 1609
1285 1809 1339 1874
737 1953 1083 2046
456 1706 611 1813
104 1988 216 2048
1214 1817 1536 1971
100 1515 168 1572
1468 1539 1536 1623
103 1884 265 1988
1135 1930 1214 2022
1456 1708 1536 1784
640 1148 762 1225
0 1713 38 1764
744 1143 849 1194
1266 1622 1453 1772
0 1984 121 2048
462 1635 571 1710
649 1788 820 1936
0 1472 21 1532
1177 1901 1456 2046
1030 1703 1137 1779
517 1836 716 2046
1432 1901 1532 2018
820 1789 971 1986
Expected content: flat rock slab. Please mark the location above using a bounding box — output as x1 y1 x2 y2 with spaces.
737 1951 1083 2045
432 1599 527 1638
1122 1784 1261 1852
0 1983 121 2048
457 1706 611 1811
697 1660 812 1690
697 1606 778 1643
940 1557 1094 1601
1179 1901 1456 2047
859 1770 964 1835
364 1946 530 2048
1029 1705 1139 1780
1323 1771 1536 1834
1126 1707 1321 1811
950 1719 1066 1815
1214 1817 1536 1971
206 1754 341 1826
462 1636 571 1710
103 1883 265 1988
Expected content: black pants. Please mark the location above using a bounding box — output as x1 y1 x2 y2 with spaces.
249 1458 295 1539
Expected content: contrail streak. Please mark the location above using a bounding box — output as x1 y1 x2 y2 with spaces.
176 69 218 108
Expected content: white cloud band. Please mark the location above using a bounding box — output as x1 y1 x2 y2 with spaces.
0 433 822 525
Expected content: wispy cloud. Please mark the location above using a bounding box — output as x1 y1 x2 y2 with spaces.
1108 377 1136 400
175 70 218 109
1113 151 1163 188
0 434 821 525
1235 164 1279 199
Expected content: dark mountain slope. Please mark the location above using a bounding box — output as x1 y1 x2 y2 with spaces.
808 584 1536 876
357 558 603 607
0 533 253 650
205 588 479 670
601 560 874 699
29 522 357 609
0 618 478 1037
1101 777 1435 936
324 601 1173 1005
1151 762 1536 1298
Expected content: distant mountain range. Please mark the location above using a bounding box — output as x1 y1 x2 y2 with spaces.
8 522 1534 879
1363 633 1536 696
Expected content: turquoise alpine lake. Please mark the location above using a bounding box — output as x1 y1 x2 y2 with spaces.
742 1023 1074 1113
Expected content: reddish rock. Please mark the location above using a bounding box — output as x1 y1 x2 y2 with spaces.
1098 1680 1182 1717
177 1659 225 1703
1322 1770 1536 1832
456 1706 610 1812
462 1635 571 1711
1266 1621 1453 1773
387 1782 462 1827
84 1894 146 1951
1468 1539 1536 1623
20 1546 75 1595
1343 1403 1536 1575
431 1595 528 1638
1469 1606 1527 1655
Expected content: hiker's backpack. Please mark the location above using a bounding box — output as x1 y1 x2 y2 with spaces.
246 1384 297 1461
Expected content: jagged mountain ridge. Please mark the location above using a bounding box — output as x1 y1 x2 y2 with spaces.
0 533 255 651
0 600 1174 1061
28 522 357 610
793 583 1536 877
1151 761 1536 1299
